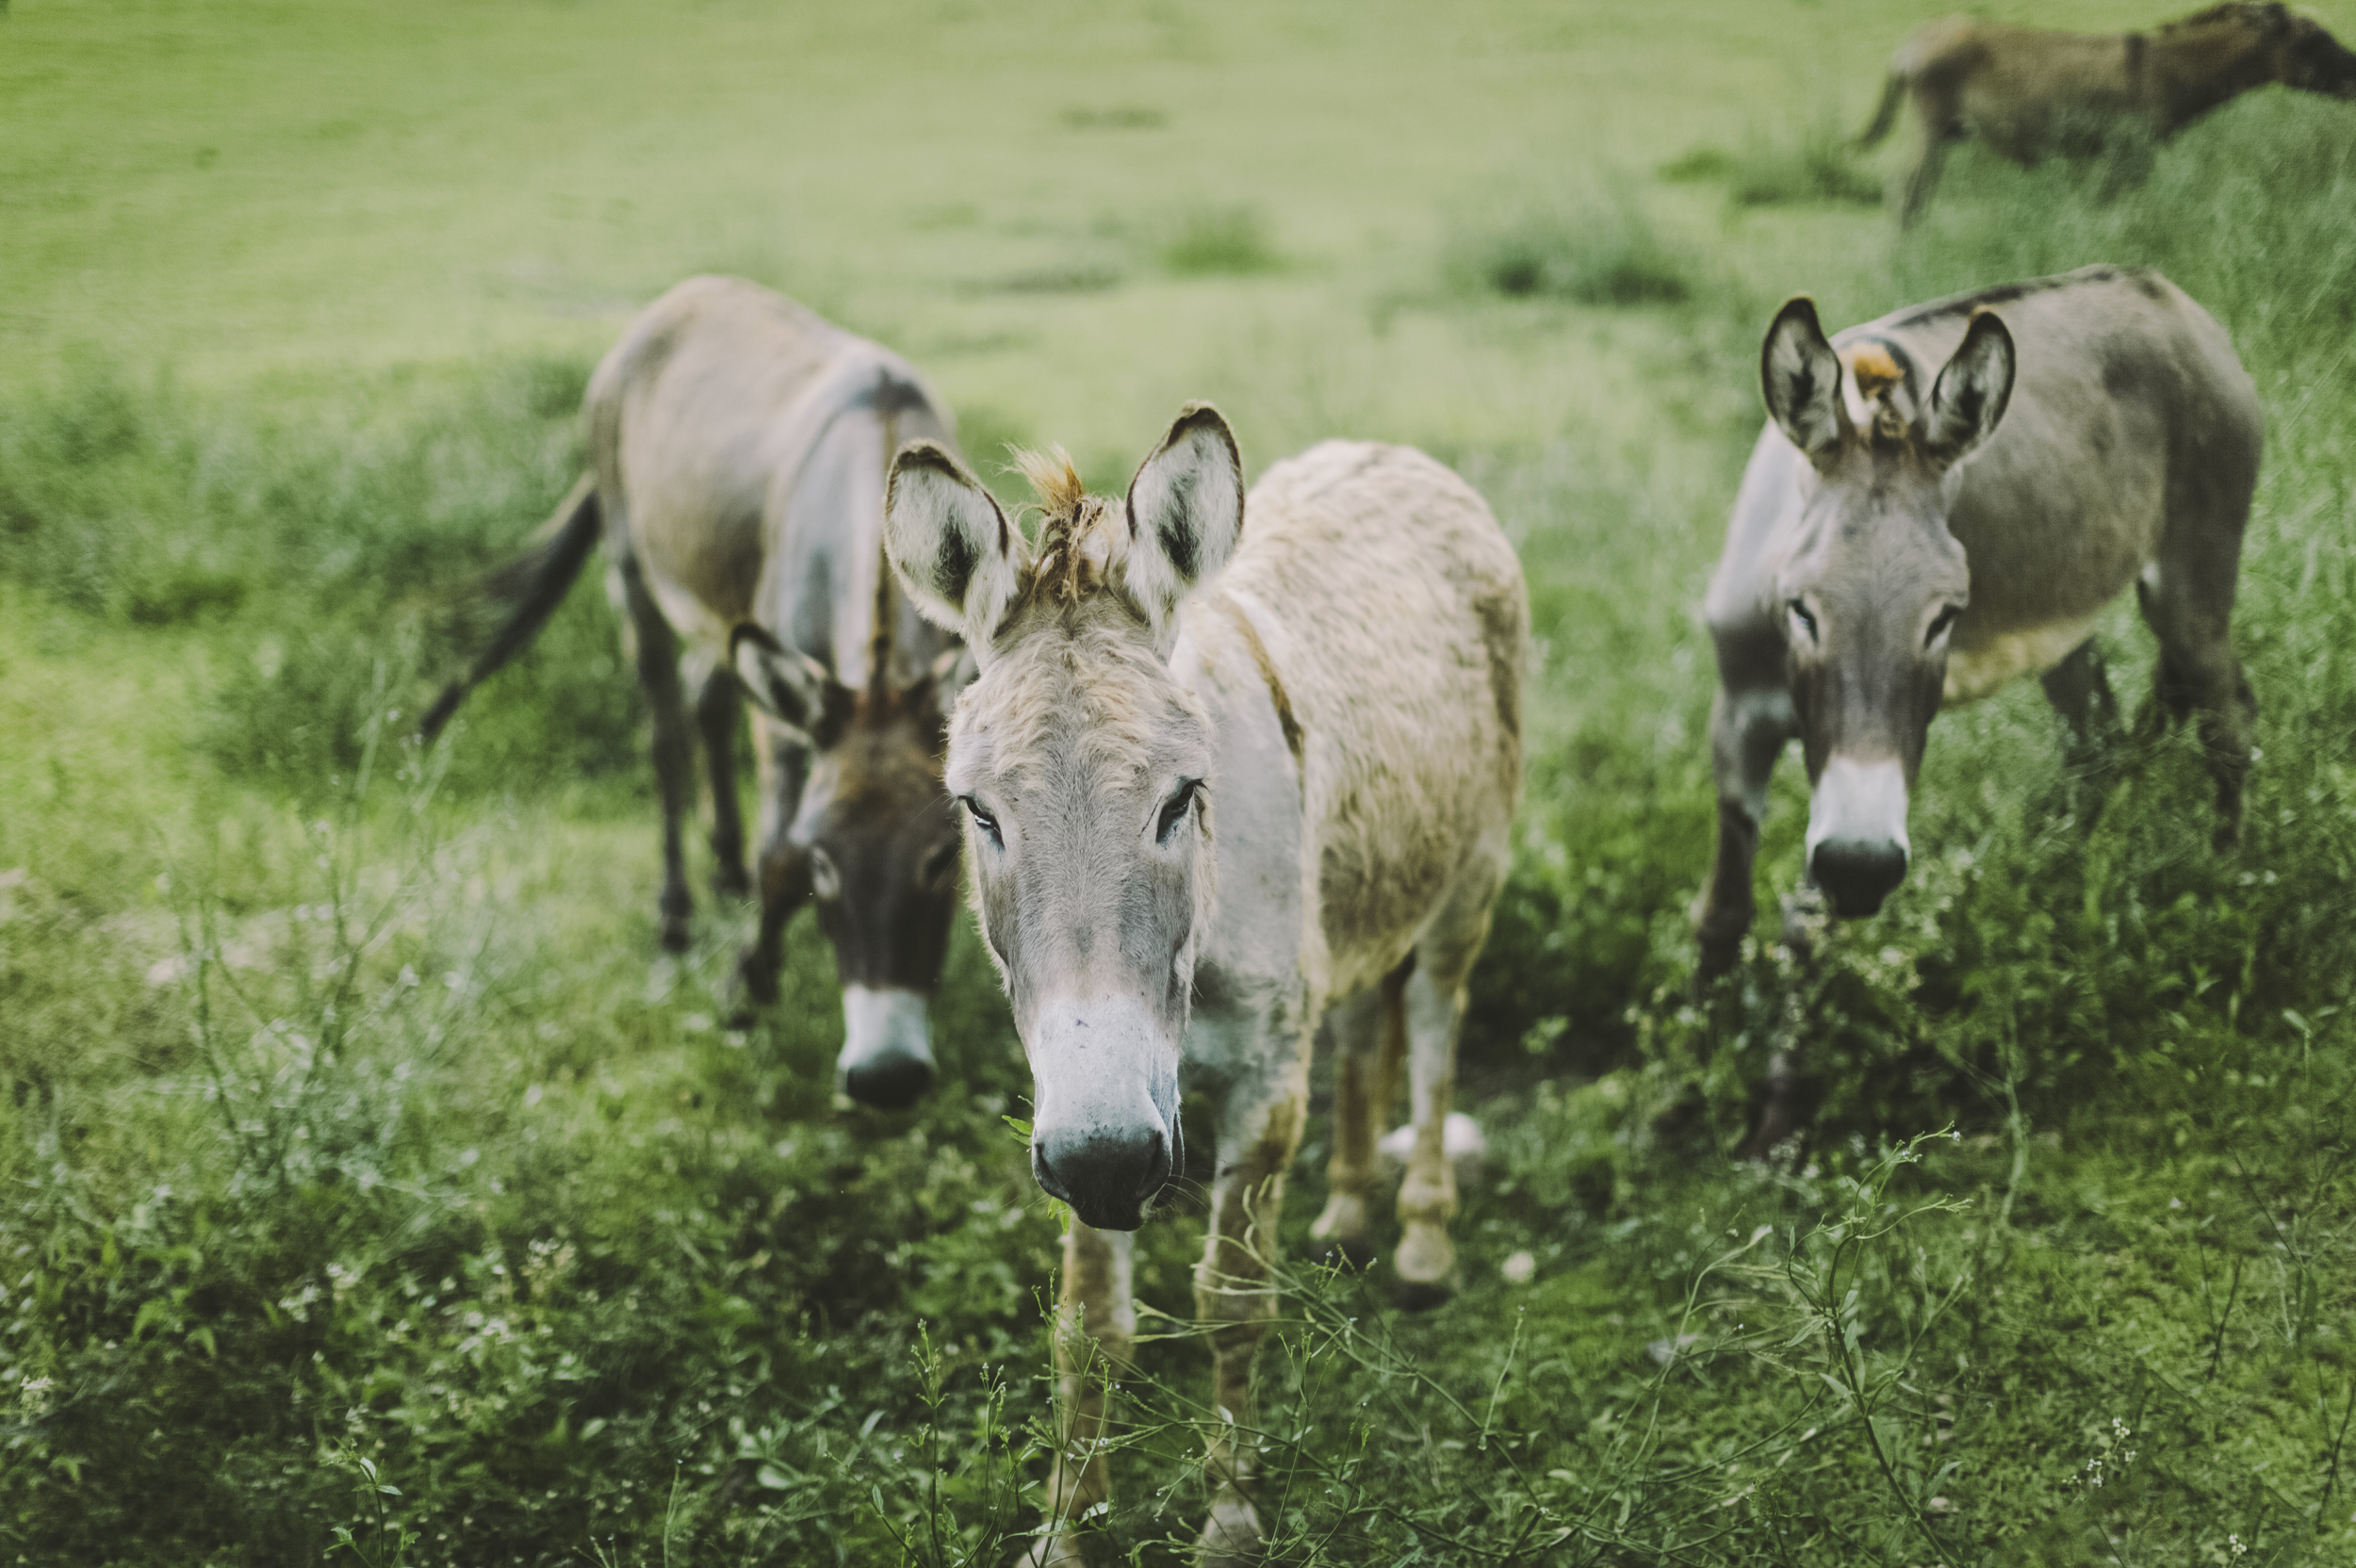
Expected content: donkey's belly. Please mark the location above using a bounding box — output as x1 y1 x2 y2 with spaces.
1942 610 2103 706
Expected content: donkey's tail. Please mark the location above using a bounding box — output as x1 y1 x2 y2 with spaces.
1858 67 1910 148
418 475 601 741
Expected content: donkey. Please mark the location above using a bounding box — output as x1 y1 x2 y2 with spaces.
422 276 969 1109
882 408 1526 1564
1694 265 2262 1147
1861 3 2356 221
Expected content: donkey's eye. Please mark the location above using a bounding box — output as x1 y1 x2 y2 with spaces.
1155 780 1201 846
959 796 1003 850
1925 605 1962 648
1787 599 1820 643
808 846 842 903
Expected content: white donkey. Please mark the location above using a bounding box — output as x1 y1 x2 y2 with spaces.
883 407 1526 1563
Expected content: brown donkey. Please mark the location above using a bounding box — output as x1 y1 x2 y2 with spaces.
423 276 969 1108
883 409 1526 1564
1862 3 2356 220
1695 266 2262 1151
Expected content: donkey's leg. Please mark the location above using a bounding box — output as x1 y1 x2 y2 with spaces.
611 556 697 953
2038 637 2124 831
1194 1076 1309 1566
2039 637 2121 760
1899 125 1955 226
1393 855 1502 1311
1027 1221 1135 1568
1307 977 1397 1271
688 652 753 901
2142 449 2261 848
725 715 811 1023
1694 683 1794 984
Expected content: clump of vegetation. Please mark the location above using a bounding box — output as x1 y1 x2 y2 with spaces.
1057 105 1165 131
1158 204 1282 277
1662 119 1885 207
1447 184 1694 305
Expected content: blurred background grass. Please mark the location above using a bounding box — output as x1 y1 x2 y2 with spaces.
6 1 2356 1563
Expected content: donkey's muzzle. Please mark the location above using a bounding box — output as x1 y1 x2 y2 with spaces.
838 986 938 1109
1810 838 1908 918
1035 1123 1173 1233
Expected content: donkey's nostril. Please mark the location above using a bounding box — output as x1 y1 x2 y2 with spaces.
844 1048 935 1110
1034 1123 1169 1233
1811 838 1909 918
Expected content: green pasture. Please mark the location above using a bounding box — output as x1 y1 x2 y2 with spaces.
6 1 2356 1562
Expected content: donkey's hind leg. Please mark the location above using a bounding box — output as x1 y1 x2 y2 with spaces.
2139 558 2262 847
1309 965 1408 1272
1392 847 1504 1311
610 554 697 953
687 652 753 900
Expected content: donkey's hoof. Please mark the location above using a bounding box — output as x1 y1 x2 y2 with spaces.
1392 1273 1457 1313
1195 1487 1264 1566
712 862 755 901
658 915 694 955
1693 940 1742 994
1393 1217 1457 1310
721 948 779 1027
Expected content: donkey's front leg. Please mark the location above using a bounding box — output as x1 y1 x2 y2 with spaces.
1195 1084 1307 1565
722 720 810 1025
1028 1221 1135 1568
1694 681 1793 985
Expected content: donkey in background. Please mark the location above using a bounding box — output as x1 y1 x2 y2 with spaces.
423 276 969 1108
884 408 1526 1564
1695 265 2263 1153
1863 3 2356 221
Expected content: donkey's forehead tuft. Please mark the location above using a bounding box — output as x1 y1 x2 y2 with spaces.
1010 445 1088 519
1005 448 1136 610
1845 345 1902 400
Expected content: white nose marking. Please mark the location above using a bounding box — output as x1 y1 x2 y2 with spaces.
840 985 933 1068
1807 758 1911 857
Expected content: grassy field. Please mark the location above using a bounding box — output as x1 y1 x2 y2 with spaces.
7 1 2356 1563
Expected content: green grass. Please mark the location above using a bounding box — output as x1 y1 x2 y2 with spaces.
7 1 2356 1564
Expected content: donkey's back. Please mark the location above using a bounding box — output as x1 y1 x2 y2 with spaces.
1853 266 2258 702
1207 441 1526 988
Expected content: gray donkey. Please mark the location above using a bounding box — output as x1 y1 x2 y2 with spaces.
1695 265 2262 1152
423 276 968 1108
882 409 1526 1564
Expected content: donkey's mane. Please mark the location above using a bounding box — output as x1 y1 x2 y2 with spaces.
2164 2 2280 32
1010 445 1124 606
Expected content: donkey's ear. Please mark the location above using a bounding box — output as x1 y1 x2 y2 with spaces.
1922 309 2015 468
1123 402 1243 643
732 622 848 743
885 440 1025 652
1761 298 1852 470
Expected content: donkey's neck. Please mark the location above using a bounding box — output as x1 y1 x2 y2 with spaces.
1169 596 1316 1033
